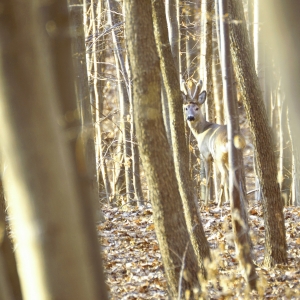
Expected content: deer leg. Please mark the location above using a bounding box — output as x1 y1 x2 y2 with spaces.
224 169 229 204
204 159 212 205
218 166 227 207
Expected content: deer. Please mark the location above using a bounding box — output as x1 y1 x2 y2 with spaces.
182 80 245 206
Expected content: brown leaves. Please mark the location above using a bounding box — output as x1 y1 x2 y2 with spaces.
98 203 300 299
99 206 167 299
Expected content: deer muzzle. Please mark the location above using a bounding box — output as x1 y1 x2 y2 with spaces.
187 116 195 121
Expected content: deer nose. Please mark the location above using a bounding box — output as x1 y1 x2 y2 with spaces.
187 116 195 121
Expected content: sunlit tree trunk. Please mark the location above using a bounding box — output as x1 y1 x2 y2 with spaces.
228 0 287 267
125 0 201 297
179 1 187 79
107 0 134 206
164 0 179 143
185 1 201 196
218 0 257 290
205 0 216 202
166 0 180 72
211 1 224 203
89 0 112 203
247 0 254 46
124 52 145 206
152 0 211 276
68 0 105 221
252 0 265 201
185 1 200 80
0 183 22 300
212 1 224 125
0 1 108 299
278 94 293 205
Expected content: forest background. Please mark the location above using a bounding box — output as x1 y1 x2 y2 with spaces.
0 0 299 299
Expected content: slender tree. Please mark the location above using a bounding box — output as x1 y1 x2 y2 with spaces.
125 0 201 297
218 0 257 289
203 0 216 202
68 0 105 221
228 0 287 267
185 1 200 80
166 0 180 72
164 0 179 143
107 0 135 206
89 0 112 203
152 0 211 276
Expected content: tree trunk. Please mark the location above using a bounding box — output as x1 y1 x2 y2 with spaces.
228 0 287 267
68 0 105 222
166 0 180 73
185 1 200 80
152 0 211 276
107 0 134 206
218 0 257 289
179 1 187 79
205 0 216 202
212 0 224 125
124 54 145 206
89 0 112 203
0 1 108 299
0 182 23 300
125 0 201 297
164 0 179 142
278 97 293 205
247 0 254 47
253 0 265 201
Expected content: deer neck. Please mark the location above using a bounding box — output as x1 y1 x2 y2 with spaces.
188 119 214 136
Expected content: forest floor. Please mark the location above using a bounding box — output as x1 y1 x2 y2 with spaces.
98 103 299 299
98 200 300 299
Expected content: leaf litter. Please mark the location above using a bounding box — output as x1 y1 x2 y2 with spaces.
98 203 300 299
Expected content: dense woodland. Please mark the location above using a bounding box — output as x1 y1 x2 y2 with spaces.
0 0 299 299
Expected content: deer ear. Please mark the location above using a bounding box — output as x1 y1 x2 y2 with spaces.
198 91 207 104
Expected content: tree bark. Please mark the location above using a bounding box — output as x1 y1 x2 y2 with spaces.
152 0 211 276
90 0 112 203
125 0 201 297
185 1 200 80
278 97 293 205
124 53 145 206
107 0 135 206
165 0 180 73
218 0 257 289
228 0 287 267
0 1 108 299
68 0 105 222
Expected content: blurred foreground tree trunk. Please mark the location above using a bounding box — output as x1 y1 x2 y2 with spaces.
262 0 300 207
125 0 201 297
228 0 287 267
0 1 108 299
0 181 23 300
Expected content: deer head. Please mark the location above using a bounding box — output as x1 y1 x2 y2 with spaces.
182 80 207 123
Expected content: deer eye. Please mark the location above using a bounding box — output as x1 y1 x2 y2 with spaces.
195 108 199 111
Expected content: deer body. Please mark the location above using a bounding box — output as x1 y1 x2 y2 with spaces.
183 83 229 206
